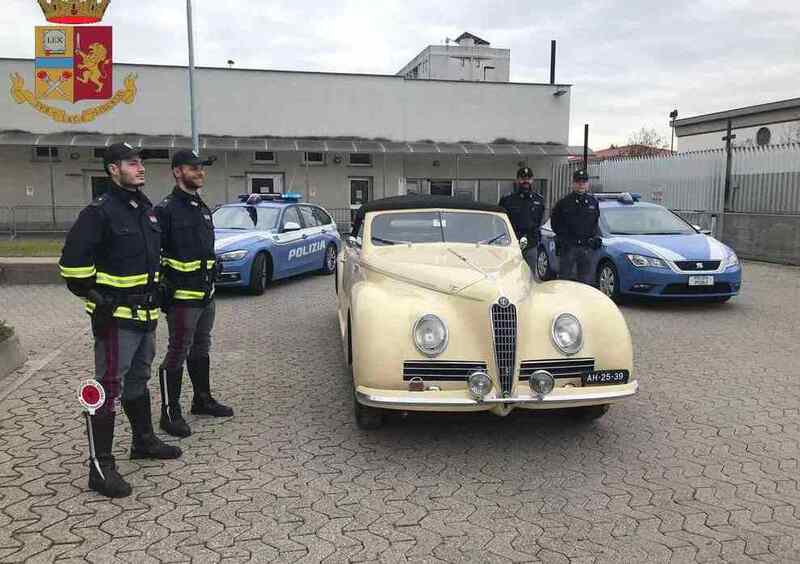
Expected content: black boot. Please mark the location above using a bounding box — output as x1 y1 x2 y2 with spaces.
123 392 182 460
159 367 191 438
188 355 234 417
86 412 132 498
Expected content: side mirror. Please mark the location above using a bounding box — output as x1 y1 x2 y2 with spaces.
519 236 528 251
692 224 712 235
283 221 301 232
346 235 361 249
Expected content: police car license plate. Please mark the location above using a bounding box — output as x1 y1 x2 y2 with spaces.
689 275 714 286
582 369 629 386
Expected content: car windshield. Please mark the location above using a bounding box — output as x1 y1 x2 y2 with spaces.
370 211 511 246
601 206 695 235
213 206 280 230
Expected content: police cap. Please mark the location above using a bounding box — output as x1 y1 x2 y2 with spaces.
103 142 141 173
572 169 589 182
516 166 534 179
172 149 216 168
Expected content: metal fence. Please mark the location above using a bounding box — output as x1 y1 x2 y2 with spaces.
0 204 356 239
552 143 800 235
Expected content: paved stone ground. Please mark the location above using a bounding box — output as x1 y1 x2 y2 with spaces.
0 260 799 563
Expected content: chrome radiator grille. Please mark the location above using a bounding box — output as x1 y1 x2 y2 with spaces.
491 302 517 396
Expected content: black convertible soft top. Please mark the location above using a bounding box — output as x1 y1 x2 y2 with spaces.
350 195 506 236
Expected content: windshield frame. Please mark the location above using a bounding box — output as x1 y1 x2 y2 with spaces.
367 209 512 247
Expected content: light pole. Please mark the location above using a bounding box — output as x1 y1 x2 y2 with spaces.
669 109 678 153
186 0 199 153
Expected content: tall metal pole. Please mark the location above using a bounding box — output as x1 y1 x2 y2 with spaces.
720 119 736 239
549 40 556 85
186 0 199 153
583 124 589 170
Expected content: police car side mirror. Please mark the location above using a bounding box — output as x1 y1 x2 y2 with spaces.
346 235 361 249
519 236 528 251
692 224 712 235
283 221 301 232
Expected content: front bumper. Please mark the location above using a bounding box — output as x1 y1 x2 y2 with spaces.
356 380 639 415
214 257 249 287
623 266 742 298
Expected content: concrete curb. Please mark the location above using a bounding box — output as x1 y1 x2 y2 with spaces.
0 258 61 285
0 335 27 382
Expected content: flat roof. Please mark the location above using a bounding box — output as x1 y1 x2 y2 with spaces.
674 97 800 127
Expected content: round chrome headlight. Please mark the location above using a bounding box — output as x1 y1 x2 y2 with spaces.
413 314 448 356
529 370 555 396
468 371 492 400
551 313 583 355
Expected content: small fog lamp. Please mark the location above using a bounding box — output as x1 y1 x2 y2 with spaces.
529 370 555 397
468 371 492 400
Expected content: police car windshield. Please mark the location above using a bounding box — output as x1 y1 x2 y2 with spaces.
601 207 695 235
371 211 510 246
213 206 280 230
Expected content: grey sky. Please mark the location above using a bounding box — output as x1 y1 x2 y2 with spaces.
2 0 799 149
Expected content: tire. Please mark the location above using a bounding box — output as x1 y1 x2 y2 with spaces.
536 247 555 281
353 390 385 430
569 404 609 422
320 244 337 275
248 253 270 295
596 261 622 303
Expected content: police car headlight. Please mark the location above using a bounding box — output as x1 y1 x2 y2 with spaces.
413 314 448 357
626 254 666 268
219 250 248 262
724 250 739 268
551 313 582 355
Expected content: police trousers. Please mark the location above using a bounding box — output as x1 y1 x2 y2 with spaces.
560 243 594 285
94 323 155 416
160 300 215 372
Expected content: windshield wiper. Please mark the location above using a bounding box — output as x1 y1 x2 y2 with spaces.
371 236 406 245
480 233 507 245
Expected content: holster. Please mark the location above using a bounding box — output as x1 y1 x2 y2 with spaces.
88 289 116 336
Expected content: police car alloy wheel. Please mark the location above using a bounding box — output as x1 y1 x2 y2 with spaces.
536 248 553 281
597 262 620 301
321 245 337 275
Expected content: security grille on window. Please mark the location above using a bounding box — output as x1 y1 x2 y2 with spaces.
254 151 275 163
303 152 325 165
349 153 372 166
756 127 771 147
140 149 169 160
34 146 59 160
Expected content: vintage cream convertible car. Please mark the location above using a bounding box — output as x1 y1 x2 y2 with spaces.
336 195 638 429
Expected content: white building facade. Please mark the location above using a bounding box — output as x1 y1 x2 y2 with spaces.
397 32 511 82
0 54 575 225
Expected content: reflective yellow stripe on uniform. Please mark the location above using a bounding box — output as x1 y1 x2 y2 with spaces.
59 264 96 279
95 271 158 288
84 301 159 321
162 257 216 272
173 289 206 300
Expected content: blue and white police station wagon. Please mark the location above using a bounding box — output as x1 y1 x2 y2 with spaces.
213 193 340 294
536 193 742 302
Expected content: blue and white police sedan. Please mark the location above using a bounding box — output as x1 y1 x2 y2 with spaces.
536 193 742 302
213 193 340 294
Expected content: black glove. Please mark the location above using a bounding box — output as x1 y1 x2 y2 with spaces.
158 282 173 312
87 289 115 334
590 237 603 250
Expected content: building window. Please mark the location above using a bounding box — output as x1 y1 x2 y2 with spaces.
254 151 276 163
140 148 169 161
93 147 106 159
430 180 453 196
303 151 325 165
756 127 771 146
349 153 372 166
33 146 59 160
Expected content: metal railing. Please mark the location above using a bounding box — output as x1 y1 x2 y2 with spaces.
0 205 356 239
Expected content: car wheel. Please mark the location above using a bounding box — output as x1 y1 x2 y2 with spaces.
569 404 609 422
353 389 384 430
597 261 622 303
536 247 555 281
320 244 337 275
248 253 270 295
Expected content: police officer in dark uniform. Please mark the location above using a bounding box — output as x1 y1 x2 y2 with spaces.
550 169 602 284
156 149 233 439
499 166 545 268
59 143 182 498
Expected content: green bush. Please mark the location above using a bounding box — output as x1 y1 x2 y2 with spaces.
0 319 13 343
